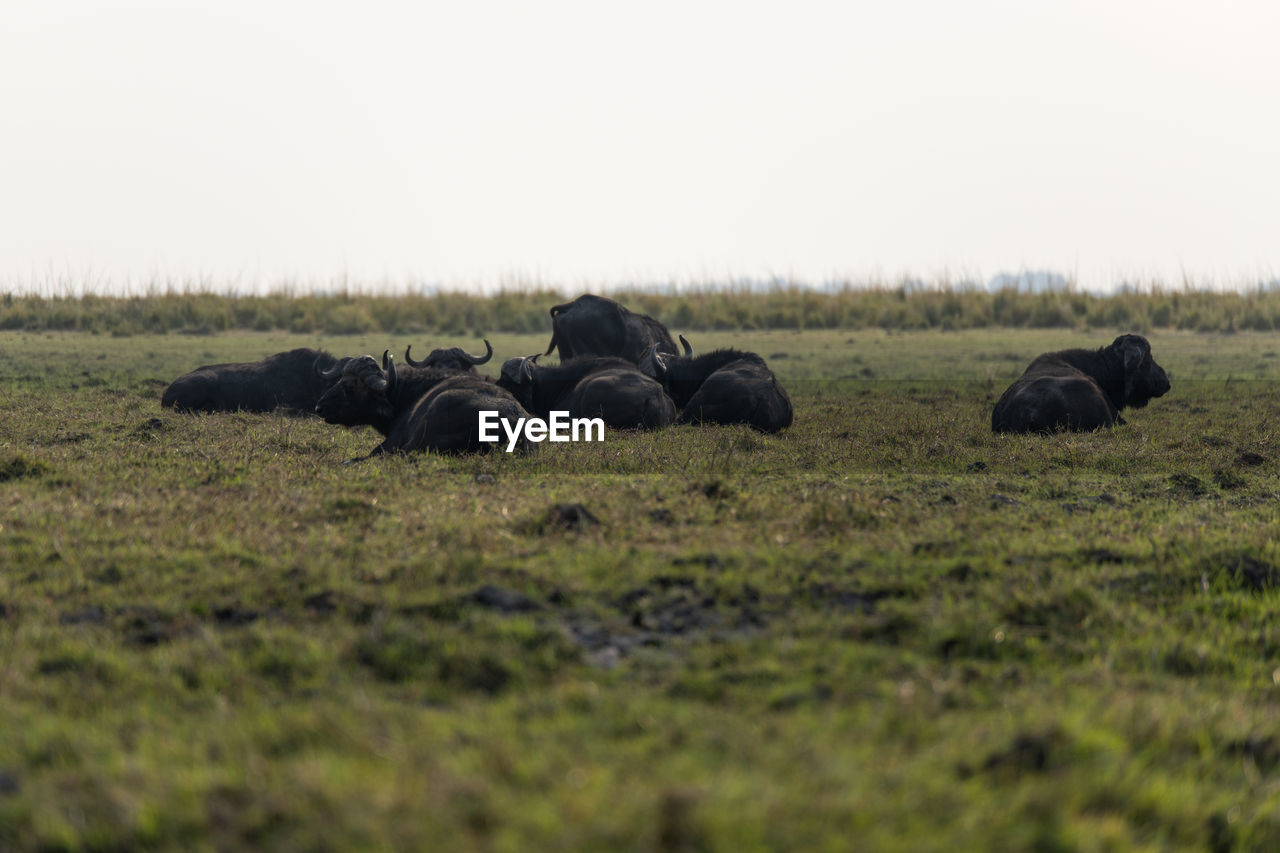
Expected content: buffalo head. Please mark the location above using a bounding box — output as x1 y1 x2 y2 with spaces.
1110 334 1171 408
499 353 540 385
404 339 493 370
314 351 399 427
639 344 668 381
639 335 691 381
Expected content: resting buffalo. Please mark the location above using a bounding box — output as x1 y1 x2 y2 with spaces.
640 337 793 433
404 339 493 372
161 348 352 414
314 352 527 455
497 354 676 430
991 334 1171 433
543 294 678 364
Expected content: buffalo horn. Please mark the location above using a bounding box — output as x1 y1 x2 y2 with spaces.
315 356 345 380
640 343 667 380
466 339 494 365
382 350 397 391
679 334 693 357
404 344 428 368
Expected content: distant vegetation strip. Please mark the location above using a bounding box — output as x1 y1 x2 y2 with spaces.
6 285 1280 335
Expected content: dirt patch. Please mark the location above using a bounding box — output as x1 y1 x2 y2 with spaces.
564 577 769 667
1211 468 1246 490
670 553 724 571
132 417 166 438
693 481 733 501
470 584 543 613
526 503 601 533
1235 450 1268 467
303 590 339 615
981 730 1065 775
212 605 261 626
118 606 196 646
802 582 902 614
0 455 48 483
1226 735 1280 773
1168 473 1208 496
59 606 107 626
1216 555 1280 592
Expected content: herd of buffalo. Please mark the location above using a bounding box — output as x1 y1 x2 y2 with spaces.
159 293 1173 455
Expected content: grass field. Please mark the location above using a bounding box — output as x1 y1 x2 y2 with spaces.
2 326 1280 850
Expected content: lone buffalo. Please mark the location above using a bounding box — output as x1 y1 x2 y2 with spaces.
542 294 678 364
991 334 1171 433
161 348 352 414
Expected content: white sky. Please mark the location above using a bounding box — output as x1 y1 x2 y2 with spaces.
2 1 1278 294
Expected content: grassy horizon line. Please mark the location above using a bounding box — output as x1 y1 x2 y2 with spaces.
6 280 1280 336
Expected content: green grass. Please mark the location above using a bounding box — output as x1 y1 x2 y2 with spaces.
8 282 1280 336
2 327 1280 850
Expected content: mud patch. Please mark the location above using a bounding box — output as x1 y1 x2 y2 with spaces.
1210 554 1280 593
960 729 1068 779
212 605 261 626
303 590 339 615
1236 450 1268 467
1109 554 1280 598
619 583 722 635
1168 473 1208 496
913 540 958 557
118 606 195 646
1226 735 1280 774
803 582 904 614
470 584 543 613
1211 468 1246 490
132 417 166 438
671 553 724 571
1081 548 1126 564
59 606 107 626
526 503 601 533
565 577 768 667
693 481 733 501
0 455 48 483
47 430 92 445
1062 494 1118 514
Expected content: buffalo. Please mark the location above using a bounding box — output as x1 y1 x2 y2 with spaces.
314 352 528 455
640 337 793 433
991 333 1171 433
542 294 678 363
403 339 493 372
161 348 353 414
497 354 676 430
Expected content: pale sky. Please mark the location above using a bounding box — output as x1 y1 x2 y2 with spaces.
2 1 1277 294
